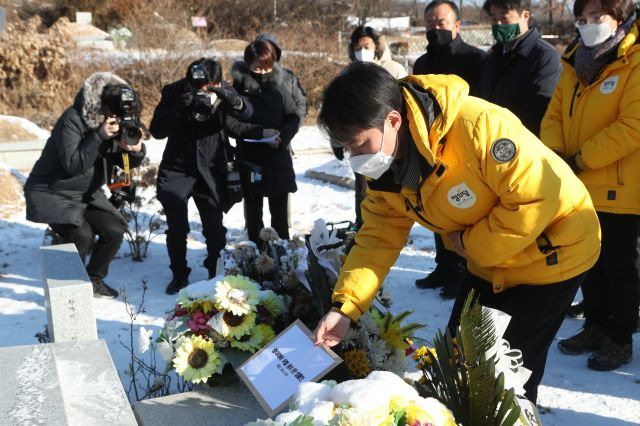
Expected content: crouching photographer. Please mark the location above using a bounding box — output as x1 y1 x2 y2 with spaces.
150 58 252 294
24 72 146 298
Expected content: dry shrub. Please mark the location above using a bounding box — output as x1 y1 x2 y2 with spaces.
0 16 79 127
0 169 24 218
0 121 39 142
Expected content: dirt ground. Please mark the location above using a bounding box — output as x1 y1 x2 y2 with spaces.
0 168 24 219
0 121 39 142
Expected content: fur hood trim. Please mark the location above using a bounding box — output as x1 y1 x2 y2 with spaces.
74 72 129 129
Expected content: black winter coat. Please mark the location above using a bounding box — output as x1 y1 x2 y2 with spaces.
413 36 486 95
228 62 301 196
24 89 146 227
149 79 252 212
477 28 561 136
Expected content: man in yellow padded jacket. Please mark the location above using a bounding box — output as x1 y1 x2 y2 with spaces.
314 62 601 404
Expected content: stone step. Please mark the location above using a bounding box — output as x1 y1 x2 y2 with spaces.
133 381 264 426
0 340 137 425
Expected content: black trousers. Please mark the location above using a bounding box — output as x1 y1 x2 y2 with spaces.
50 205 126 280
583 212 639 344
434 233 466 283
354 172 367 230
242 184 289 245
448 271 584 405
157 178 226 278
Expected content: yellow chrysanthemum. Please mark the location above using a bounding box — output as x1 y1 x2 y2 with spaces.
255 323 276 345
344 349 370 378
208 310 256 339
230 326 264 353
413 346 438 369
173 335 221 384
214 275 260 316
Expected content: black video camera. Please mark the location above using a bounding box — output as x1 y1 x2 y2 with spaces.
116 87 142 145
189 63 215 122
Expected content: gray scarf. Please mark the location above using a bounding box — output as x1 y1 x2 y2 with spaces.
574 14 635 84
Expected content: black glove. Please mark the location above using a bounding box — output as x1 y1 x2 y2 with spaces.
176 91 193 114
565 153 584 175
331 144 344 161
209 87 243 111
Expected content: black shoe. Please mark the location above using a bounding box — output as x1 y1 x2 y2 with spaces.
439 286 458 300
557 325 605 355
415 267 447 289
567 301 584 319
166 275 189 295
587 337 632 371
91 277 119 298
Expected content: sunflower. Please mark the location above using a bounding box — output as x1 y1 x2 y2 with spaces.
173 335 221 384
254 323 276 345
214 275 260 316
230 325 264 353
208 310 256 339
344 349 370 378
258 290 286 317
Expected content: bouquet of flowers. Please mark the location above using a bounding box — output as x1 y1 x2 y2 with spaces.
218 227 318 325
306 219 425 380
412 292 540 426
152 274 287 385
246 371 456 426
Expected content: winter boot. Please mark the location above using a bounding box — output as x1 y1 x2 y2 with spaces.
415 266 447 289
587 337 632 371
557 325 605 355
90 277 119 298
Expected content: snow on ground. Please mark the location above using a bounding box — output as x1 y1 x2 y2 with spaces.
0 126 638 424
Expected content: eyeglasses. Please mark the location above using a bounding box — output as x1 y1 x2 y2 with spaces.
575 14 609 27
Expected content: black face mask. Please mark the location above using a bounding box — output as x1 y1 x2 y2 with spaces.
426 28 454 48
251 71 270 84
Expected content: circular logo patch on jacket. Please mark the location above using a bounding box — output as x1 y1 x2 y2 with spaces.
448 182 477 209
600 76 619 95
491 138 516 163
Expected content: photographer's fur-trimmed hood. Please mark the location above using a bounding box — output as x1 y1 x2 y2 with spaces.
74 72 129 129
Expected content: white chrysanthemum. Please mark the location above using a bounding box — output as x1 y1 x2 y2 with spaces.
381 348 407 376
259 227 280 242
156 340 174 363
137 326 153 354
369 338 390 368
259 290 286 317
214 275 260 316
341 327 360 347
359 313 379 335
176 279 218 307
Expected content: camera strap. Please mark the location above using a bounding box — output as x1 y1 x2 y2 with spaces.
107 153 133 190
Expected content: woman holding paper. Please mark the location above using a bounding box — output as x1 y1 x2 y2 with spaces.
228 40 301 244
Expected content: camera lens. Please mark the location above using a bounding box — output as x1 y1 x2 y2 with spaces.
123 126 142 145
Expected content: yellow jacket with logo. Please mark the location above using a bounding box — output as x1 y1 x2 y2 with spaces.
333 74 601 321
541 21 640 214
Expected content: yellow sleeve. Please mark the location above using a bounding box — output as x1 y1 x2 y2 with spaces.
540 68 566 154
332 190 414 321
580 65 640 169
462 110 562 268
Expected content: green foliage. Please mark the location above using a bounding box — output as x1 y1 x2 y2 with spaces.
416 290 521 426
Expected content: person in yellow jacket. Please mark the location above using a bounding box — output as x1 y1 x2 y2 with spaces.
314 62 601 404
541 0 639 371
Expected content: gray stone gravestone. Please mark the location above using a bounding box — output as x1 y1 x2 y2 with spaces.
0 340 137 425
40 243 98 342
133 381 264 425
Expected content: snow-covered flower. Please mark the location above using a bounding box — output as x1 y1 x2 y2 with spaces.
137 326 153 354
156 340 174 363
214 275 260 316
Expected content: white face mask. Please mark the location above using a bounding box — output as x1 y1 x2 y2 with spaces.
348 125 397 180
578 21 616 47
354 48 376 62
